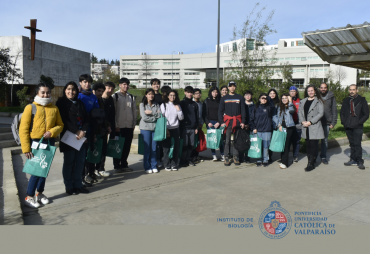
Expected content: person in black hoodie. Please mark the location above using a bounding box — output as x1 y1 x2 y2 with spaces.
179 86 199 167
56 81 90 195
250 93 275 167
341 84 369 170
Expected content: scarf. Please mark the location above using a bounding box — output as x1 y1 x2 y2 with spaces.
79 86 93 95
34 95 52 106
349 94 358 117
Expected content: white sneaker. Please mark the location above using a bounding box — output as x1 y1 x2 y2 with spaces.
25 196 40 208
85 175 94 183
279 164 287 169
212 155 218 161
98 171 110 177
171 167 178 171
165 168 172 171
221 155 225 162
146 169 153 174
36 193 49 205
152 168 158 173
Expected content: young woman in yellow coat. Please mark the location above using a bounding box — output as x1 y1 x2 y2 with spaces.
19 83 64 208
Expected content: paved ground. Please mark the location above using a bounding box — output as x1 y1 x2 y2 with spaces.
10 141 370 225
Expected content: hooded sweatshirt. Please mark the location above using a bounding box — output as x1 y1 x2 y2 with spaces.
180 97 199 129
113 91 137 129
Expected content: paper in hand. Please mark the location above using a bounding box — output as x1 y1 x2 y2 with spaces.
61 130 87 151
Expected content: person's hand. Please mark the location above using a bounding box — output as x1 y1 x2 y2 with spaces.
145 110 152 115
221 123 226 127
107 126 111 134
279 126 283 132
208 123 213 128
76 130 85 140
214 122 220 128
25 152 34 159
306 122 312 127
43 131 52 139
116 127 120 133
195 129 198 134
288 96 292 103
253 129 257 134
329 125 334 129
175 105 180 111
240 123 245 129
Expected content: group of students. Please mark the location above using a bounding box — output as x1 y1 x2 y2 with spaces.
19 75 369 209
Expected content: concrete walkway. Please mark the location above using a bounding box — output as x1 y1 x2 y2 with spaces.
8 142 370 225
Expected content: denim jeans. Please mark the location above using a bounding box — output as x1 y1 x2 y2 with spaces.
256 132 271 163
317 125 330 159
292 123 302 157
140 130 157 170
62 143 87 189
206 120 224 156
26 138 55 196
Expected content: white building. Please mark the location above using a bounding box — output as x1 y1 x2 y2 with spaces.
91 63 120 80
120 37 358 89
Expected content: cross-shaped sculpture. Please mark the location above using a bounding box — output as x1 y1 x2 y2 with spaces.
24 19 42 60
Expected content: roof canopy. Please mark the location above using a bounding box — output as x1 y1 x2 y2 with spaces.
302 22 370 71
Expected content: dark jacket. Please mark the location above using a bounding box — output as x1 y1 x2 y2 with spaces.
56 97 89 153
203 98 219 125
340 95 369 129
180 97 199 129
218 94 247 124
250 97 275 132
321 91 338 127
244 101 253 125
154 93 163 105
102 96 116 138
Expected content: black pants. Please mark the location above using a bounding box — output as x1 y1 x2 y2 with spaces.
113 128 134 168
163 128 180 168
346 128 364 163
224 123 239 158
306 139 318 158
281 127 294 166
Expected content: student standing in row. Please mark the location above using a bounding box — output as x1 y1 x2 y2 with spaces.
57 81 89 195
250 93 274 167
151 79 164 167
289 86 301 163
341 84 369 170
203 86 225 162
239 90 254 164
139 88 161 174
273 94 296 169
220 85 228 97
191 88 204 164
180 86 199 167
298 85 324 172
219 81 246 166
268 88 279 163
20 83 64 208
113 78 137 173
161 90 184 171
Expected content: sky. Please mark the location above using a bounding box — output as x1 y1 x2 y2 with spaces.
1 0 369 61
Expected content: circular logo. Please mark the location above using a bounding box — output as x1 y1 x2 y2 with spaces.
259 201 292 239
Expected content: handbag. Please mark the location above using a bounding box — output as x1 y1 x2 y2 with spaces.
153 113 167 141
86 135 104 163
269 129 287 152
106 135 125 159
248 134 262 159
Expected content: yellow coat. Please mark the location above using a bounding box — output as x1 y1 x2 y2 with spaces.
19 102 64 153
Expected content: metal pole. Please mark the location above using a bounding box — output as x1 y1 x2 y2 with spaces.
216 0 220 88
172 52 174 89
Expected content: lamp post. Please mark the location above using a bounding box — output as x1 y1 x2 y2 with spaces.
216 0 220 88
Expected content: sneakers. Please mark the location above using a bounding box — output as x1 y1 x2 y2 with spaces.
358 162 365 170
233 156 240 166
189 161 196 166
197 156 203 162
123 167 134 172
344 160 358 166
24 196 40 208
114 167 125 173
152 168 158 173
256 162 262 167
279 163 287 169
36 193 49 205
146 169 153 174
171 167 178 171
221 155 225 162
165 168 172 171
85 175 95 184
224 157 232 166
212 155 218 161
321 158 328 165
66 188 77 195
82 179 93 187
293 157 298 163
96 170 110 177
263 162 269 167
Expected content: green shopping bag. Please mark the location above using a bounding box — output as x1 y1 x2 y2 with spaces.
206 127 224 149
193 133 199 149
248 134 262 159
86 136 103 163
153 114 167 141
22 137 56 178
138 134 145 155
168 137 175 159
106 135 125 159
269 129 287 152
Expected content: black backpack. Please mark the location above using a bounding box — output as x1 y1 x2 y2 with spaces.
234 128 251 152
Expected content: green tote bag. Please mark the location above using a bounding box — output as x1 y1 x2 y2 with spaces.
23 137 56 178
138 134 145 155
153 114 167 141
106 135 125 159
248 134 262 159
206 127 224 149
86 136 104 163
269 129 287 153
168 137 175 159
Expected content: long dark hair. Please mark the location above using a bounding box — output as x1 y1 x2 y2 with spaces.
162 89 180 105
256 93 268 108
304 84 324 103
268 88 279 105
59 81 79 100
208 86 221 102
142 88 155 106
279 93 296 116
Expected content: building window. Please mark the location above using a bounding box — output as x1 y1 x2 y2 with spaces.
297 40 304 46
233 42 237 52
291 41 294 47
246 39 255 50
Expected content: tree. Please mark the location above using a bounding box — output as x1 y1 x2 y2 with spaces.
110 60 115 65
334 66 347 84
139 54 153 88
115 59 120 66
39 75 55 89
91 53 98 63
223 3 281 99
100 66 120 85
16 86 29 109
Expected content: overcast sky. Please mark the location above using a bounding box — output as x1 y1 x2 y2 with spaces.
1 0 369 61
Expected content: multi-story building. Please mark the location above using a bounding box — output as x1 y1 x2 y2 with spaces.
91 63 119 80
120 38 357 89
